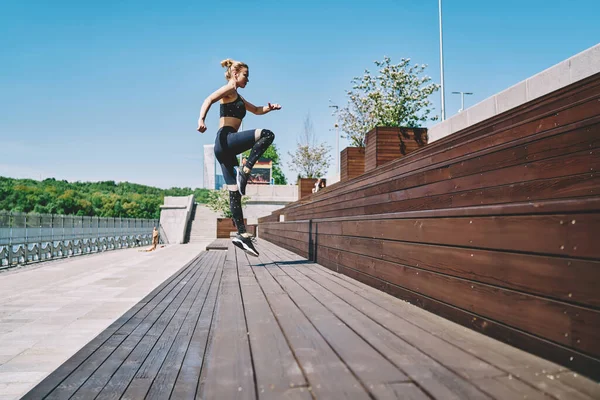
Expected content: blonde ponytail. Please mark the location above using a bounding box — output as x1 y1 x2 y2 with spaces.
220 58 248 81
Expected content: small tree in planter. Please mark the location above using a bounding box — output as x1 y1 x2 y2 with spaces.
205 188 250 238
337 56 440 147
335 57 439 180
287 114 332 179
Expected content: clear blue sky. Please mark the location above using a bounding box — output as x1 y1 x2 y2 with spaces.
1 0 598 189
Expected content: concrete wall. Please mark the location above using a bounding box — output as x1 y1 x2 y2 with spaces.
429 43 600 143
159 195 195 244
203 144 215 190
243 184 298 225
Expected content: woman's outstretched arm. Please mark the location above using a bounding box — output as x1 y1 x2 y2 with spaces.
241 96 282 116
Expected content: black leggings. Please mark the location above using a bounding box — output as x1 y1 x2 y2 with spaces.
214 126 275 185
214 126 275 233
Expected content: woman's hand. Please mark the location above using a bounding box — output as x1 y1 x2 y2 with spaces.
197 118 207 133
268 102 281 111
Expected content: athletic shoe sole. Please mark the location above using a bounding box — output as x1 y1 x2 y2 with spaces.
232 237 259 257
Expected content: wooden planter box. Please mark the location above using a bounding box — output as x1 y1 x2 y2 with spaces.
298 178 318 200
365 127 428 172
340 147 365 182
216 218 247 238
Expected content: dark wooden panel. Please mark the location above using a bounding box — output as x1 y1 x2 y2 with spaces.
264 252 497 399
290 140 600 220
298 178 318 200
217 218 246 238
304 256 599 398
340 147 365 182
316 213 599 258
322 257 600 382
265 197 600 223
285 91 600 215
365 127 428 172
312 234 600 306
288 119 600 219
259 73 600 381
313 245 600 357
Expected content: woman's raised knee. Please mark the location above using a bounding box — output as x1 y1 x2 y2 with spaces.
261 129 275 142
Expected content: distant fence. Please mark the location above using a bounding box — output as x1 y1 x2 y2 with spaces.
0 211 159 269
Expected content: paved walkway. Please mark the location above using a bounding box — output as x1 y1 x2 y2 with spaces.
0 242 211 400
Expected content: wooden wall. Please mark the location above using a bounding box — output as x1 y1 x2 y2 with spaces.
364 127 428 172
340 147 365 182
258 72 600 380
217 218 247 238
298 178 318 200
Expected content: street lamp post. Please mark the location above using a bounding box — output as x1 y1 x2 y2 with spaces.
439 0 446 121
451 91 474 113
328 101 340 177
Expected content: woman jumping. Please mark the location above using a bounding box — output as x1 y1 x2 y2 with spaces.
197 58 281 256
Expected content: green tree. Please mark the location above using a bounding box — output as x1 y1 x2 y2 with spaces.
337 56 439 147
205 188 249 218
0 176 212 218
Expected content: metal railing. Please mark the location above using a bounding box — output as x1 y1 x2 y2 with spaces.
0 211 159 269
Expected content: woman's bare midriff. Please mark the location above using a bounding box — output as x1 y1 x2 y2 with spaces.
220 117 242 131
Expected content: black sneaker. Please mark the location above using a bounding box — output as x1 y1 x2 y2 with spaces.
232 234 259 257
236 167 249 195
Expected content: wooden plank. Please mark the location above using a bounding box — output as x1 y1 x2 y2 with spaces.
313 245 600 357
198 247 255 400
291 147 600 220
67 253 213 400
289 257 600 399
170 251 225 400
317 213 600 259
264 197 600 225
120 252 222 400
234 246 309 399
250 248 373 399
556 371 600 399
264 241 600 399
326 257 600 381
266 271 413 394
206 239 230 251
473 376 555 400
259 245 493 400
313 234 600 307
292 85 600 210
368 382 431 400
287 260 506 381
287 110 600 220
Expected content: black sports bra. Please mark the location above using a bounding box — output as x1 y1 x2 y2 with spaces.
220 93 246 119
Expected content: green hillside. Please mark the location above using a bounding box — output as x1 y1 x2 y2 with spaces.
0 177 210 219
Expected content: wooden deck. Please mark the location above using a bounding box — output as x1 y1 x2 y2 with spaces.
23 240 599 399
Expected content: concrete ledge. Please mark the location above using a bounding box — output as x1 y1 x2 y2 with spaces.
429 43 600 143
159 195 195 244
